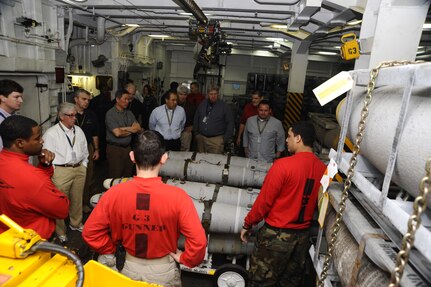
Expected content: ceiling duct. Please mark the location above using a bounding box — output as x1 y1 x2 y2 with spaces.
97 17 105 42
135 35 154 65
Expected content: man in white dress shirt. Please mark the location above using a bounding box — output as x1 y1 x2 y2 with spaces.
149 91 186 151
43 102 89 243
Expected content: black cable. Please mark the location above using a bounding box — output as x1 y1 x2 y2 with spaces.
30 241 85 287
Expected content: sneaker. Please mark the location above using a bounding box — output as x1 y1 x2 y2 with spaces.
69 224 84 232
58 234 68 244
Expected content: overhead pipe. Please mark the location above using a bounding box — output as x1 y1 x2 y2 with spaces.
174 0 208 23
96 16 105 42
55 0 122 26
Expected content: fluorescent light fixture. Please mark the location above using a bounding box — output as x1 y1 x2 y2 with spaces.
423 23 431 29
123 24 139 27
346 19 362 26
317 51 338 55
265 37 285 42
333 46 341 49
179 12 212 16
71 0 87 2
149 34 171 38
271 24 288 29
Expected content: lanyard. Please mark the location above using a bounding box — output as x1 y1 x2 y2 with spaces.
257 117 268 135
165 107 175 126
0 111 7 120
59 123 76 148
206 102 214 116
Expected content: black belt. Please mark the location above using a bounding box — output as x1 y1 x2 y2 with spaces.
55 162 82 168
202 134 224 138
264 222 310 234
107 142 130 148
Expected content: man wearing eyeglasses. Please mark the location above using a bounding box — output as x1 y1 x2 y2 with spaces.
42 102 89 243
0 79 24 150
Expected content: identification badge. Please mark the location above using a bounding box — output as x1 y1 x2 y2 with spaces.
71 151 77 162
202 116 207 123
257 136 261 143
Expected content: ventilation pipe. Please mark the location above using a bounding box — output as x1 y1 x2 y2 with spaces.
96 16 105 42
69 16 106 48
135 35 153 65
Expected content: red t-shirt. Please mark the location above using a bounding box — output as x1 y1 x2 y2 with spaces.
83 176 207 268
244 152 326 229
0 150 69 239
240 103 258 124
187 93 205 107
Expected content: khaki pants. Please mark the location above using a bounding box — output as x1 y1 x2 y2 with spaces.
121 253 181 287
195 134 224 154
180 130 192 151
52 164 86 236
82 144 95 207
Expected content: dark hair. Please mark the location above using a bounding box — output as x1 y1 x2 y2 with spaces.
143 84 151 93
258 99 271 109
74 88 90 97
170 81 179 91
0 115 37 148
251 90 262 98
165 91 178 102
0 79 24 97
291 121 316 148
115 88 129 99
132 130 166 169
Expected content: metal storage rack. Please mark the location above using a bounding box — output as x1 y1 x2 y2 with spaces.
311 62 431 286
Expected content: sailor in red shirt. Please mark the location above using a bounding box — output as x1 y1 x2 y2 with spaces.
236 90 263 147
83 130 206 286
240 121 326 287
0 115 69 239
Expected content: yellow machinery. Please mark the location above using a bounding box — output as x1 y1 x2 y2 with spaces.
0 214 161 287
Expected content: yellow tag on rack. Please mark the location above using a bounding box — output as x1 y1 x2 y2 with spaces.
318 192 329 227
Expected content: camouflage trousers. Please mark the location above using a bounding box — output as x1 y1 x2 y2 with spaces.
248 224 310 287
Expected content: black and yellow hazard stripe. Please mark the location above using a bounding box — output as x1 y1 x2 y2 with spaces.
283 92 304 130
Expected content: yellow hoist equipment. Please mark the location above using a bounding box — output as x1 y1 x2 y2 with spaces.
340 33 360 60
0 214 160 287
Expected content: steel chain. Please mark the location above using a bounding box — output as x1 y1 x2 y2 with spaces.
388 158 431 287
318 60 422 287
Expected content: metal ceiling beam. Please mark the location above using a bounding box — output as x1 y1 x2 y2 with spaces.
173 0 207 23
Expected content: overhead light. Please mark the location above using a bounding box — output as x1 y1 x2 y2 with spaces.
424 23 431 29
317 51 338 55
271 24 288 29
265 37 285 42
179 12 212 16
123 24 139 27
346 19 362 26
71 0 87 2
149 34 171 38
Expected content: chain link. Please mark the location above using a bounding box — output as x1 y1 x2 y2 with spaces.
388 158 431 287
318 60 422 287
